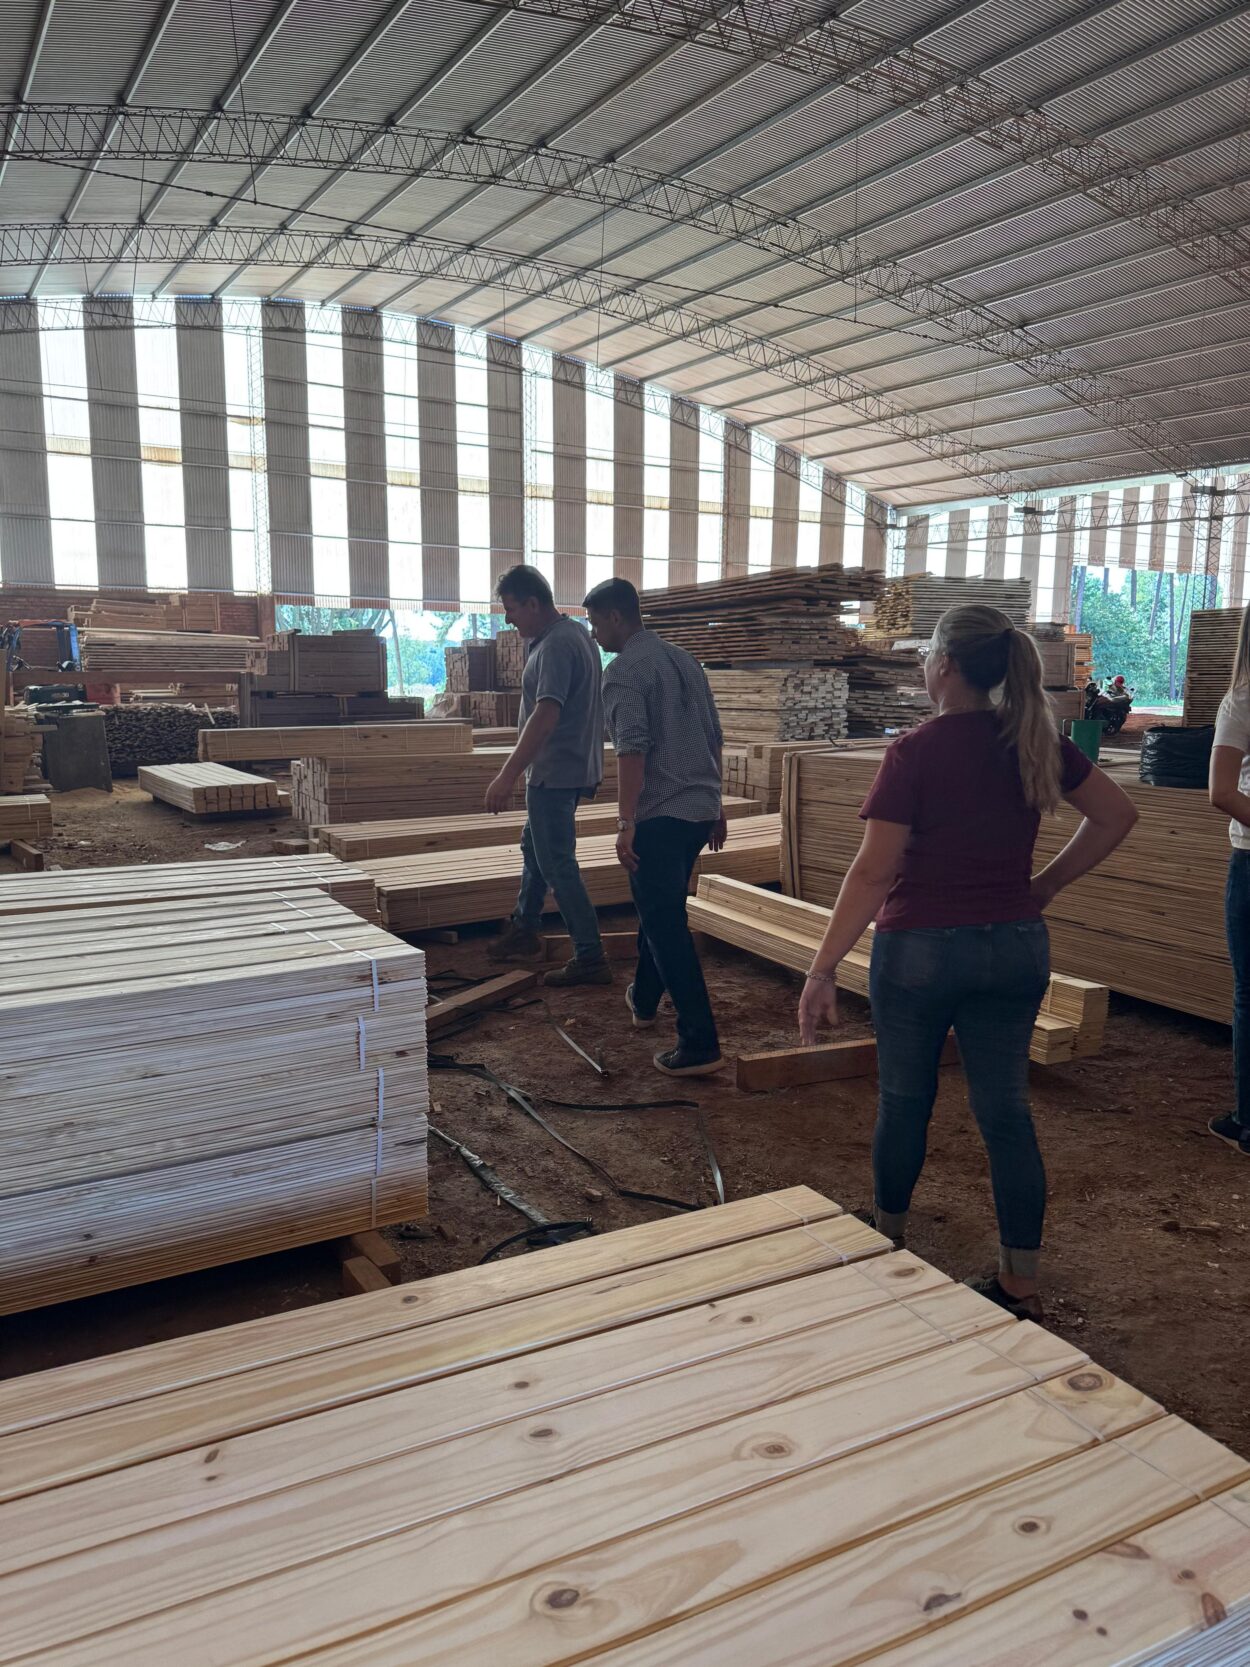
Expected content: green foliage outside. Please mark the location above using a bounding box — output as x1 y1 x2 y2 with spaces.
1069 570 1220 706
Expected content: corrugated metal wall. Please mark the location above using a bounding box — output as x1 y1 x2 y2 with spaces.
819 473 845 566
417 321 459 610
903 513 929 576
945 506 970 577
486 336 524 596
612 376 644 591
771 448 799 569
261 299 314 599
341 308 389 607
553 356 586 606
83 296 146 589
722 420 751 578
175 298 232 593
862 494 889 572
0 302 52 585
668 398 700 586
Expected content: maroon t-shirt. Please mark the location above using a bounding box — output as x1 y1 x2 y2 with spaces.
859 710 1093 932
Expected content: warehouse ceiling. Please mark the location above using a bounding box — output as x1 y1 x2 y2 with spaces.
1 0 1249 506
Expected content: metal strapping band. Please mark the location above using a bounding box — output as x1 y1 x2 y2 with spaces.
357 1014 367 1070
370 1066 386 1229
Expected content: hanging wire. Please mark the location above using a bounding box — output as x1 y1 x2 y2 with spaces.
225 0 259 207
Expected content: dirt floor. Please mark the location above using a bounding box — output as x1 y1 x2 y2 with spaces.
4 784 1249 1462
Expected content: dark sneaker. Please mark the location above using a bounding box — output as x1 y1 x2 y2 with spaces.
487 924 543 964
653 1045 723 1078
543 956 613 988
966 1274 1044 1324
626 983 657 1029
1208 1114 1250 1155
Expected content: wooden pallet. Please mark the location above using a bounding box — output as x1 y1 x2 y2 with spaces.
1 1186 1246 1665
138 763 280 816
364 814 782 931
313 796 761 860
689 874 1107 1066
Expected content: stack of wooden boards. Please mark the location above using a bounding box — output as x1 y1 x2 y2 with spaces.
200 721 471 765
1032 626 1094 723
0 857 426 1313
869 574 1033 638
240 630 422 729
138 763 280 817
641 567 881 661
689 875 1107 1066
78 630 267 676
707 667 849 742
1184 608 1241 726
443 632 526 728
782 747 1236 1023
103 704 239 774
0 793 51 845
1 705 43 793
69 593 223 633
294 746 620 826
723 739 841 812
4 1186 1247 1667
314 796 761 860
364 813 782 931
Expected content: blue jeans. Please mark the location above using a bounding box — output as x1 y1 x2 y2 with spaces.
514 784 604 962
629 816 718 1056
869 921 1050 1263
1226 852 1250 1126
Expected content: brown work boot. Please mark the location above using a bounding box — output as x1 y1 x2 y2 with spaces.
487 923 543 963
543 956 613 988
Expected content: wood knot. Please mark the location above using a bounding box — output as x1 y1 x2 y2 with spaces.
1017 1519 1042 1535
530 1427 556 1440
1066 1371 1102 1392
1179 1570 1196 1581
402 1293 420 1305
759 1441 790 1457
1202 1594 1228 1628
922 1592 961 1614
512 1380 531 1390
546 1588 580 1610
1072 1610 1088 1623
738 1314 756 1324
203 1448 220 1465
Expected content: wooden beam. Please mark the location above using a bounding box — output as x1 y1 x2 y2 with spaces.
544 930 637 962
338 1231 401 1283
736 1034 959 1092
8 840 44 872
424 969 538 1036
340 1255 392 1298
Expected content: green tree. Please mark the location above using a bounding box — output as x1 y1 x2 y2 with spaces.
1070 571 1213 705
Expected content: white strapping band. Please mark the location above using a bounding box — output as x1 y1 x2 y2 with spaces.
370 1066 386 1228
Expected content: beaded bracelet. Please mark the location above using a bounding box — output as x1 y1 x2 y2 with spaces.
805 969 838 986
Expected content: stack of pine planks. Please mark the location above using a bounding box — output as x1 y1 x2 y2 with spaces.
293 746 620 826
78 630 267 676
495 627 525 686
0 793 51 844
315 795 761 860
641 566 881 662
0 870 427 1314
689 875 1107 1065
264 630 389 695
1183 608 1241 726
868 574 1033 639
1 705 43 793
365 814 782 931
199 721 472 764
2 1186 1247 1666
706 667 849 742
723 740 842 812
138 763 280 816
782 746 1236 1023
69 593 223 632
444 641 500 692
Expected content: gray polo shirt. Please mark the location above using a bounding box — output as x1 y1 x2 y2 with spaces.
520 615 604 792
601 629 723 822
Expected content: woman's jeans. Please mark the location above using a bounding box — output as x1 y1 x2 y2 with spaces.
869 921 1050 1269
1226 851 1250 1127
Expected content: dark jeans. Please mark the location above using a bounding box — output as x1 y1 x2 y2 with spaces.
514 784 604 962
869 921 1050 1258
1226 852 1250 1127
629 816 718 1056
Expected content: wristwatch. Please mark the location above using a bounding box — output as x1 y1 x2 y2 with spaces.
617 818 634 831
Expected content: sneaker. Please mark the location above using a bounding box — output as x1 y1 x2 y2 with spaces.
543 956 613 988
966 1274 1045 1324
1208 1114 1250 1155
625 983 657 1029
487 924 543 964
653 1045 723 1078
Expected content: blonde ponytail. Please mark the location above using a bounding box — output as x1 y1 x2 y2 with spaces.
931 604 1062 814
1228 604 1250 695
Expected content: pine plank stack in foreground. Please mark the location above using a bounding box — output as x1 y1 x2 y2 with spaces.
199 721 472 764
1183 608 1242 726
138 763 280 816
315 796 761 860
689 875 1107 1065
781 747 1235 1023
365 814 782 931
0 873 427 1313
1 1186 1246 1666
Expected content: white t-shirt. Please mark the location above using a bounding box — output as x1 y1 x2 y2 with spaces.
1214 687 1250 850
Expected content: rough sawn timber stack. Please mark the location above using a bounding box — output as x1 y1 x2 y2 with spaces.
1183 609 1242 726
1 1186 1247 1666
868 574 1032 639
0 793 51 844
1 705 44 793
365 814 782 931
706 667 849 742
199 722 472 764
78 630 267 676
138 763 280 816
782 747 1235 1024
0 880 427 1314
640 565 880 663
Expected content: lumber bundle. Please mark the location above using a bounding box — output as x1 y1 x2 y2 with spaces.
264 630 388 695
293 746 619 826
689 875 1106 1065
0 852 377 922
199 721 471 764
723 739 840 812
444 640 499 692
365 814 782 931
782 747 1236 1023
237 683 423 727
78 630 266 676
3 1185 1246 1667
641 566 881 663
707 667 849 742
139 763 280 816
868 573 1032 639
0 705 43 793
495 627 526 687
314 795 761 860
1183 608 1242 726
0 880 427 1314
465 688 523 726
103 703 239 775
69 593 222 633
471 725 518 747
0 793 51 844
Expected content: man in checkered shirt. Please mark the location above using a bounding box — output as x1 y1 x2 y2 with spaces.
584 576 727 1077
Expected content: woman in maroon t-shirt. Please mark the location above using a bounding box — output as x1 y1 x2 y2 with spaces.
798 605 1136 1320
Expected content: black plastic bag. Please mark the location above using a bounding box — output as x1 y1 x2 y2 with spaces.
1138 725 1215 789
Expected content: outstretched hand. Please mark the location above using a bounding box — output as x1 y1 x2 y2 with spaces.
798 976 838 1044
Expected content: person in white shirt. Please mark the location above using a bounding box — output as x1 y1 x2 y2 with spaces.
1209 609 1250 1158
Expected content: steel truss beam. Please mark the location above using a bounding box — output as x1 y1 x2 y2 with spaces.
0 104 1196 478
0 223 1014 493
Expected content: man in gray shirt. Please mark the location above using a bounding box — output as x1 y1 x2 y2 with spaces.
585 576 727 1075
484 564 609 984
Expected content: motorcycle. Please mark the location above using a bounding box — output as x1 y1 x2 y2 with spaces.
1084 677 1134 736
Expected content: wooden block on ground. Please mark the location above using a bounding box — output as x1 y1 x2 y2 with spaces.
272 837 310 855
736 1034 959 1091
340 1255 393 1298
425 968 539 1036
338 1231 401 1283
544 930 638 961
8 840 45 873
